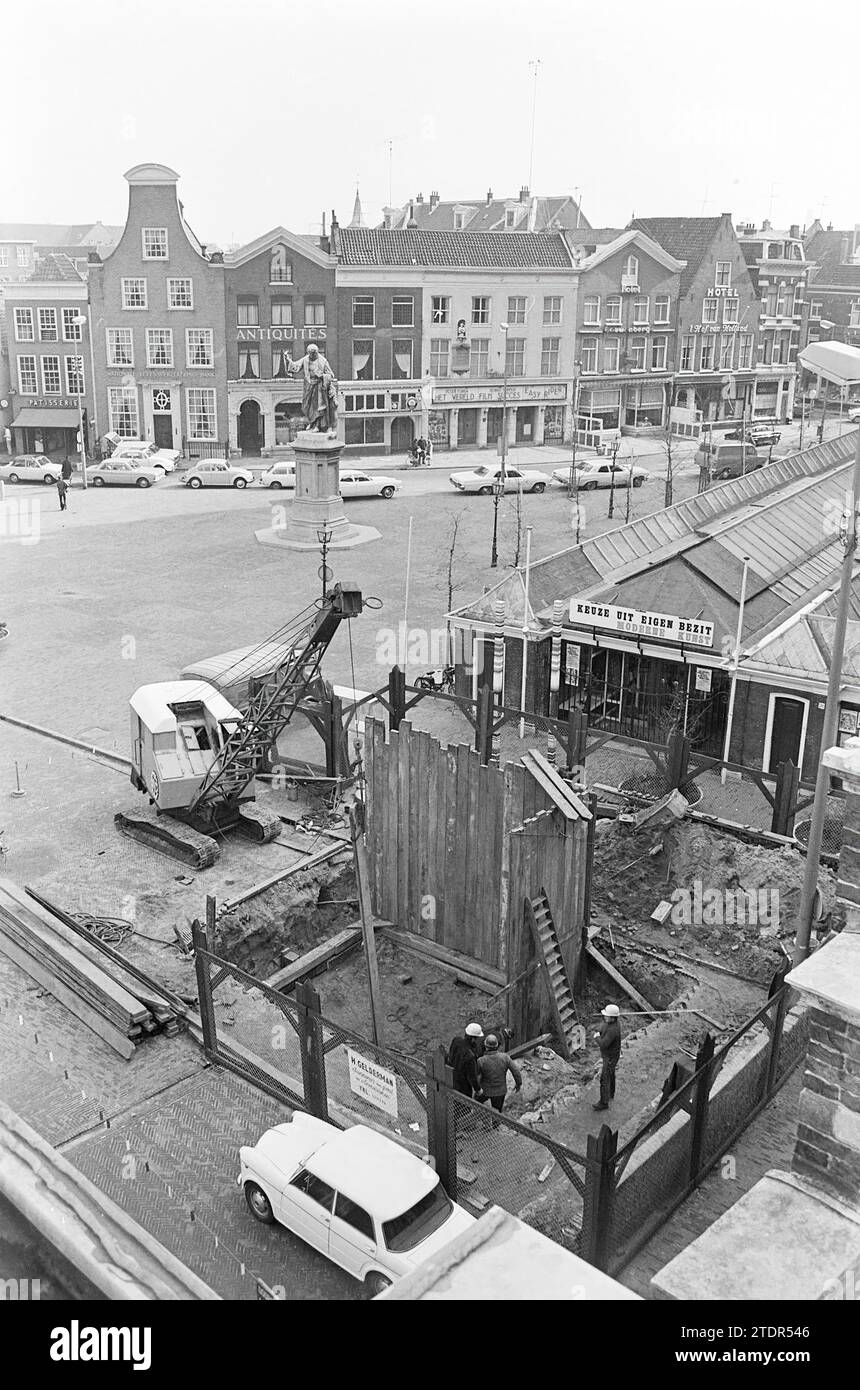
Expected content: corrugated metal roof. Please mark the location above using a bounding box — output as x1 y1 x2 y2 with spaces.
336 227 574 269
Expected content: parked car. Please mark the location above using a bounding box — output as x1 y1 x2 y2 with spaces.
184 459 255 489
86 459 161 487
448 465 550 495
0 455 61 484
693 442 765 480
551 461 648 490
111 440 180 472
338 469 402 499
724 424 781 447
848 407 860 424
239 1114 475 1295
260 461 297 489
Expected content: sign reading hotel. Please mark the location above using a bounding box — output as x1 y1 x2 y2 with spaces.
570 600 714 648
347 1048 399 1117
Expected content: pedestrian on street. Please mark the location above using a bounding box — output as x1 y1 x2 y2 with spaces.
593 1003 621 1111
56 476 68 512
476 1033 522 1127
446 1021 483 1097
61 456 73 485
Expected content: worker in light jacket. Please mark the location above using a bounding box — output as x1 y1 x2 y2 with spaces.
593 1004 622 1111
477 1034 522 1126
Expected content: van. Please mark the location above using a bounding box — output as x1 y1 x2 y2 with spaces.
693 442 764 480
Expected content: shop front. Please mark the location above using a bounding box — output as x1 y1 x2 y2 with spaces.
11 403 86 459
341 382 424 455
431 380 569 450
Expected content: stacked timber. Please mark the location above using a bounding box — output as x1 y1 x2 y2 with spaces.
0 878 159 1059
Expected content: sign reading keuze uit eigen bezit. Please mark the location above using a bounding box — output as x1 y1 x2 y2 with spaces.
570 600 715 648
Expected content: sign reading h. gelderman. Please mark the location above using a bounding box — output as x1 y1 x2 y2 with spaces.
570 600 714 648
347 1048 399 1117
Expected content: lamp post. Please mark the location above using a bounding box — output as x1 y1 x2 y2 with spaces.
72 314 88 490
316 526 333 607
490 321 510 568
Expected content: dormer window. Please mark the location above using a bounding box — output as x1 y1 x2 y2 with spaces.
505 208 517 229
454 211 466 230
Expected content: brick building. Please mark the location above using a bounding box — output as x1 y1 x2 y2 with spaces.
630 214 788 427
333 225 578 453
449 432 858 778
803 222 860 361
88 165 227 453
570 228 685 441
223 227 337 455
736 219 811 419
4 255 93 460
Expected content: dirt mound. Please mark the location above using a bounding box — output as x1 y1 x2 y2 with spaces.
591 818 836 982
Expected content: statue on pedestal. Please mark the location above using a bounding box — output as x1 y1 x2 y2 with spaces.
287 344 338 435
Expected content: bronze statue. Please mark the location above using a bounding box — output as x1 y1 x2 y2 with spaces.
287 344 338 434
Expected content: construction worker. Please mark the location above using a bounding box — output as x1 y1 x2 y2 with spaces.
446 1021 483 1097
593 1003 621 1111
477 1033 522 1126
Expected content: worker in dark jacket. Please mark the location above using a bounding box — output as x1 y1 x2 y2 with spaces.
593 1004 622 1111
477 1033 522 1126
446 1021 483 1097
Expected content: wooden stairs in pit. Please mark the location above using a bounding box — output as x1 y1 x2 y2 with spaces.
525 889 582 1061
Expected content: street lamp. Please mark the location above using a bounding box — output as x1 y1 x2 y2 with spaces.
490 321 510 568
72 315 88 490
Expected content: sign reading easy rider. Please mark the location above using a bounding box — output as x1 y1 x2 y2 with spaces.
571 600 714 648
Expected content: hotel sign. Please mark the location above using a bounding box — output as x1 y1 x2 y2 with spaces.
236 327 327 341
707 287 739 298
433 383 567 404
570 600 714 648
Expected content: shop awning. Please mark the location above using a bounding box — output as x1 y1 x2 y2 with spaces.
12 408 80 429
798 341 860 388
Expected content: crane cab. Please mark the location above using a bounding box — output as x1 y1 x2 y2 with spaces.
129 680 245 812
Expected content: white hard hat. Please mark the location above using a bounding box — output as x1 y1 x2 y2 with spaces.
601 1004 620 1018
465 1022 484 1038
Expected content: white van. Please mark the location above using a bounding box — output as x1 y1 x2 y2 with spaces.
260 461 296 489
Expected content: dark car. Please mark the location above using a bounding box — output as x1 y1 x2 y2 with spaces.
725 424 781 447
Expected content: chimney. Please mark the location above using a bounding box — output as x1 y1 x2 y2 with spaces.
416 192 423 203
486 187 493 205
330 210 339 234
429 190 439 209
762 218 771 232
790 223 800 239
519 185 529 203
841 235 851 263
827 222 834 231
200 245 207 258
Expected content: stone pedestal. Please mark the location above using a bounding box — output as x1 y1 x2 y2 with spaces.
254 430 379 551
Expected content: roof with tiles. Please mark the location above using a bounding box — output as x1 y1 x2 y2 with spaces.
451 431 860 656
0 222 123 246
385 193 591 235
628 216 723 296
28 253 84 282
336 227 575 269
805 228 860 289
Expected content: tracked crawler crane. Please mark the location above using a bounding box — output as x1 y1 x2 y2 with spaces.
116 583 363 868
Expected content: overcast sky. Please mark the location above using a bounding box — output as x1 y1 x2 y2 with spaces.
7 0 857 245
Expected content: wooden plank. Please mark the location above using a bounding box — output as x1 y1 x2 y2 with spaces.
479 761 498 968
498 761 518 983
444 744 459 947
397 724 411 930
276 810 351 842
527 748 593 819
424 732 440 943
218 840 351 911
407 726 421 933
464 747 480 960
585 942 657 1016
263 927 368 991
386 727 400 925
451 743 471 954
434 740 450 945
383 927 506 987
0 932 136 1059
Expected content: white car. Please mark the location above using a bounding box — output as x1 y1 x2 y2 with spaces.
260 461 296 489
239 1114 475 1296
449 465 549 495
111 440 179 473
339 469 401 499
552 461 648 490
86 459 161 487
0 454 61 484
185 459 255 489
848 407 860 424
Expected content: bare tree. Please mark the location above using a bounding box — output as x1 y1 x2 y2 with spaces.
655 425 677 508
511 483 524 568
443 510 462 665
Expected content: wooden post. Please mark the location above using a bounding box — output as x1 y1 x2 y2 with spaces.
475 684 494 765
492 599 506 762
191 920 217 1056
567 707 587 775
581 1124 618 1271
576 791 599 991
425 1046 457 1199
666 730 691 791
771 759 799 837
688 1032 715 1185
765 965 791 1096
325 692 346 777
295 979 328 1120
388 665 406 732
205 895 217 951
349 802 386 1047
547 598 565 766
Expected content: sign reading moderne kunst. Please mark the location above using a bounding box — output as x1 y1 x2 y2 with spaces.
570 600 714 648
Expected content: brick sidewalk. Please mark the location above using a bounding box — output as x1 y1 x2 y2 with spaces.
616 1066 803 1297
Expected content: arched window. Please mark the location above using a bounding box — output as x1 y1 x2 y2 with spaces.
625 254 639 280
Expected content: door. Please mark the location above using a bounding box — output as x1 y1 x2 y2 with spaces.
486 408 503 449
390 416 414 452
238 400 263 454
458 408 478 446
282 1170 335 1253
516 407 535 443
768 697 806 773
152 388 173 448
329 1193 379 1278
